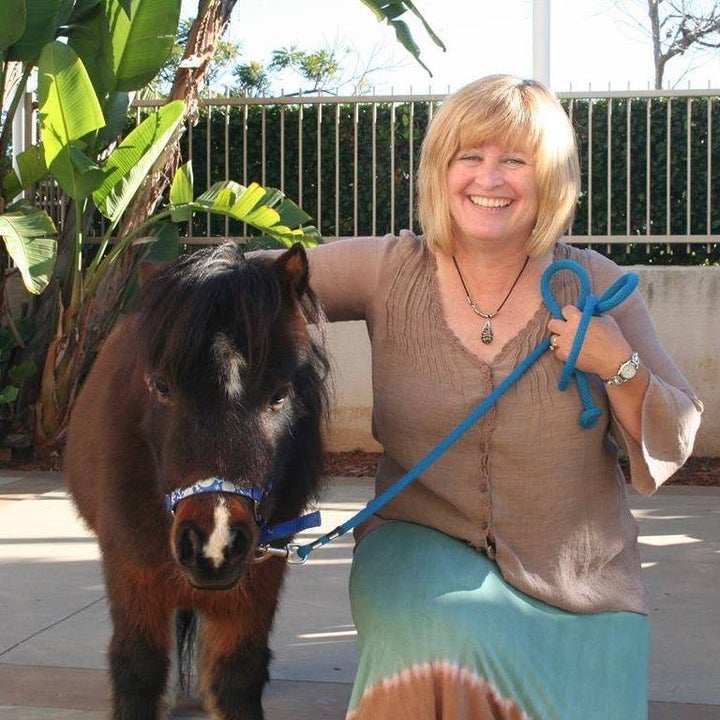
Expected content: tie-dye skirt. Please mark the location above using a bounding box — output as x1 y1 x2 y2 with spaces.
347 521 649 720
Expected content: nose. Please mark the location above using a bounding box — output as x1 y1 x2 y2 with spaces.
474 160 504 190
175 520 254 590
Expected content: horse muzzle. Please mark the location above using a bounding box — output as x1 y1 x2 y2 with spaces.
171 494 259 590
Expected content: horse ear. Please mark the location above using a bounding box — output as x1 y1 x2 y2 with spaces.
137 260 166 288
273 243 309 298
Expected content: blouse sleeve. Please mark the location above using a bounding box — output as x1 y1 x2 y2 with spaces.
589 251 704 495
305 235 393 322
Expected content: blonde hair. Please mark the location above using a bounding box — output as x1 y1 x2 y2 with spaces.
417 75 580 256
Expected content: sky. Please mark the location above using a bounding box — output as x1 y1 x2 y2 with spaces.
181 0 720 94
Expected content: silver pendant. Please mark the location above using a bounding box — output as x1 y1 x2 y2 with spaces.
481 319 493 345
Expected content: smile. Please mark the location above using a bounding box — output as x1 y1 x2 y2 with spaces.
469 196 512 208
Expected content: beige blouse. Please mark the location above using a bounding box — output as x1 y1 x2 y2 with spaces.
305 232 703 614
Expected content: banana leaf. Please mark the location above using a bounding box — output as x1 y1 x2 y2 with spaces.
5 0 72 63
358 0 445 75
0 0 26 53
0 207 57 294
93 100 185 225
106 0 181 91
37 41 106 200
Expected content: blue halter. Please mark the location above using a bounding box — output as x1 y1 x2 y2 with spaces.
164 477 321 546
284 258 639 564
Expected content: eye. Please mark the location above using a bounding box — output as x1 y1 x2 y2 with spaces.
267 385 291 412
148 374 171 400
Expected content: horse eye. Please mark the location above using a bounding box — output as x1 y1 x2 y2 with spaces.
150 375 171 399
268 386 290 412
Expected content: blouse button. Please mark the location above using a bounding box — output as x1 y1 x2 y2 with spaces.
480 521 489 530
479 483 489 492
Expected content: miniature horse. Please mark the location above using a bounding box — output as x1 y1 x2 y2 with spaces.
64 243 329 720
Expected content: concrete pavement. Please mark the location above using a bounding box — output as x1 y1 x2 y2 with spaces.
0 471 718 719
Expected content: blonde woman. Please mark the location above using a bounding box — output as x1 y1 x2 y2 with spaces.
294 76 701 718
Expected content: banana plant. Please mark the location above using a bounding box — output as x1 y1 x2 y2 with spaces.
0 0 183 451
3 0 443 457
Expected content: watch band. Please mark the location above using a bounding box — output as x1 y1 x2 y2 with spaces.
603 352 640 386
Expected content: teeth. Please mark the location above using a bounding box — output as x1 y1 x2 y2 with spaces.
469 196 511 208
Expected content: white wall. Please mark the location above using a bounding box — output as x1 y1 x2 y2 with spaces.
324 266 719 457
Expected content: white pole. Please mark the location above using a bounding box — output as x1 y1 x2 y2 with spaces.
533 0 551 88
11 98 26 174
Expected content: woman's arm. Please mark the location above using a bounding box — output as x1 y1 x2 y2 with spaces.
547 251 703 494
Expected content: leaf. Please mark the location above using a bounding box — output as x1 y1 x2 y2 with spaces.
169 162 194 222
106 0 181 91
142 221 180 263
229 182 266 217
0 0 26 53
0 208 57 294
67 1 115 101
245 205 281 228
191 181 320 249
0 386 20 405
67 0 104 24
37 41 106 200
93 100 184 224
9 359 38 387
2 170 22 202
121 221 179 310
0 327 15 352
12 144 49 188
7 0 61 62
94 92 131 149
357 0 445 75
274 197 313 228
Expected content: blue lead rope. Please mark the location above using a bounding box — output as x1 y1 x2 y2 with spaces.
291 259 639 563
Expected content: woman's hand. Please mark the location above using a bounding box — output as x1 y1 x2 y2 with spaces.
547 305 649 443
547 305 632 380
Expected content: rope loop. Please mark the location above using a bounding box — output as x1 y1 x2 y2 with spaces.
540 260 639 429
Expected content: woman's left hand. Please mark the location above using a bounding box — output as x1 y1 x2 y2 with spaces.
547 305 632 381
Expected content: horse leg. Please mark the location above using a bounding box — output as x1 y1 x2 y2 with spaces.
105 574 173 720
200 563 286 720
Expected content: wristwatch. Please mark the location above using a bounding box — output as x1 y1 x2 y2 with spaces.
603 352 640 386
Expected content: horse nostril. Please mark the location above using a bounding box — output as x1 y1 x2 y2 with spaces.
177 524 203 568
228 525 252 561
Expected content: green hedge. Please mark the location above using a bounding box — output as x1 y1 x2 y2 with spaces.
171 96 719 265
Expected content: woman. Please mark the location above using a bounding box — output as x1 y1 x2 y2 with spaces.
302 75 703 719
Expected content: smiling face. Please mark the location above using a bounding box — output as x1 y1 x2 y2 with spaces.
417 75 581 257
447 144 539 252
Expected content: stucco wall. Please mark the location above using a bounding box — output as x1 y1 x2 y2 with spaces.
324 265 719 457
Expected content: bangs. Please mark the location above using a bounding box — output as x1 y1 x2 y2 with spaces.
453 92 541 157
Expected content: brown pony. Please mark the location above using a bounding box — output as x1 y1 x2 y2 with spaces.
64 243 329 720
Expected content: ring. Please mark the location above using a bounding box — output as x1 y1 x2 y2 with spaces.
550 334 560 351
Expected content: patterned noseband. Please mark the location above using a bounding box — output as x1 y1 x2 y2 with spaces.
164 477 265 514
163 477 321 550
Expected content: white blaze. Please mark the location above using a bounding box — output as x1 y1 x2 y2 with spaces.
212 333 246 399
204 497 232 568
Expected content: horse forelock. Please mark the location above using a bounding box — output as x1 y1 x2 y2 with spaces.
136 246 283 394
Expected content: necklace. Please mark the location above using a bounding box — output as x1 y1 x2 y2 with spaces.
452 255 530 345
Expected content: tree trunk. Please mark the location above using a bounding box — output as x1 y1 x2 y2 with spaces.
32 0 240 458
647 0 665 88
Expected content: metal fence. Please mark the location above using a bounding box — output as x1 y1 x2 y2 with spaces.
28 88 718 261
129 88 719 261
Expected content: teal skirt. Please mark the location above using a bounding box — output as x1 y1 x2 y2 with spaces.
348 521 649 720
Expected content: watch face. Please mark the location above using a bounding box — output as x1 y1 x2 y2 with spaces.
620 360 638 380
